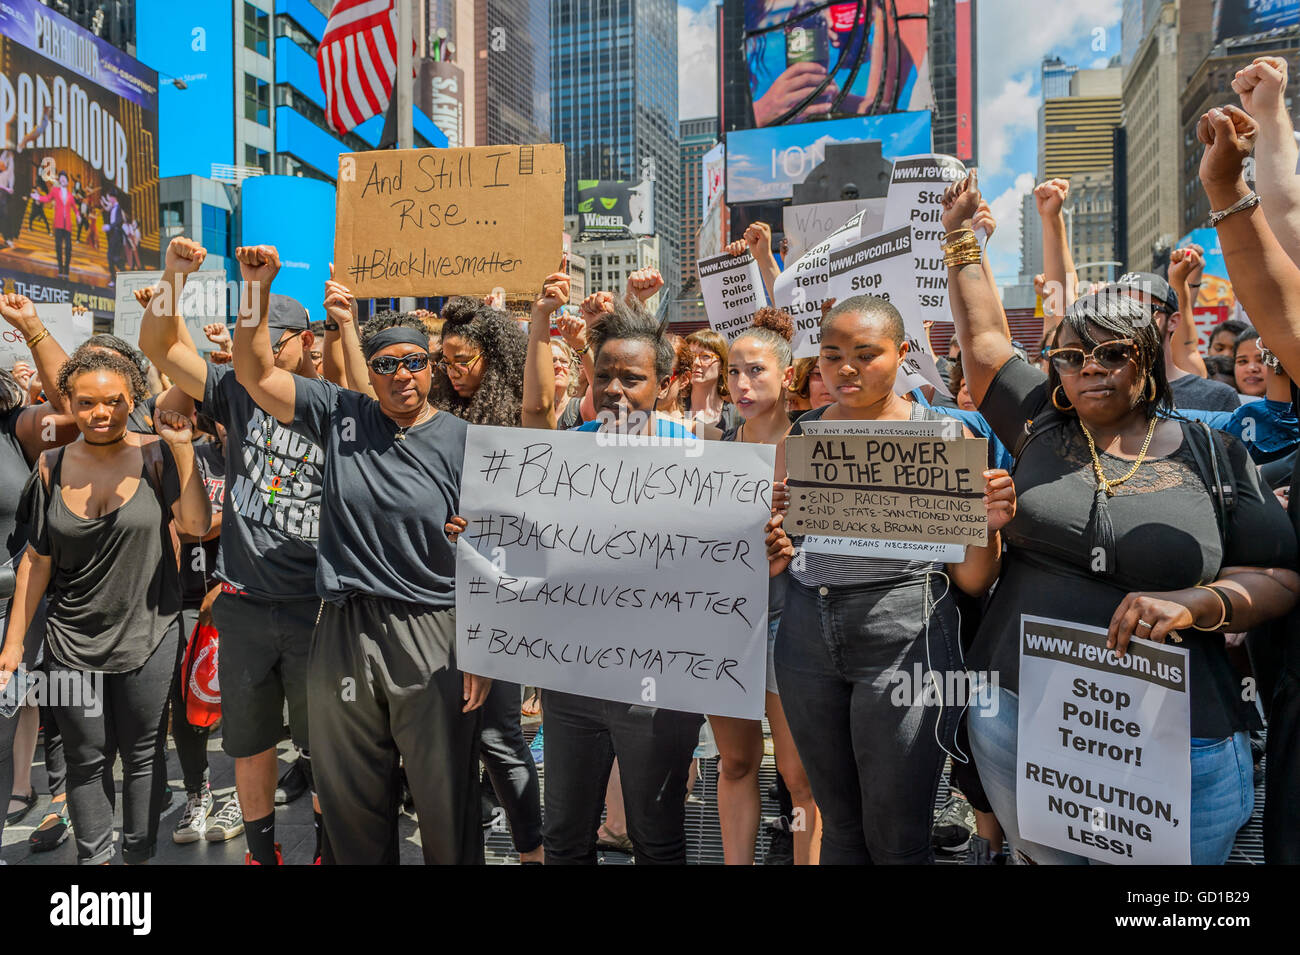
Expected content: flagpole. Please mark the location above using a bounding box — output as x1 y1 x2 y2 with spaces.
396 0 415 309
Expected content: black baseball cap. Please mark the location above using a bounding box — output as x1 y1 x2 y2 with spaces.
1113 272 1179 314
267 293 309 333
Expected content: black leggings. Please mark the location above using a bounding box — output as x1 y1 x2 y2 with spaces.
170 608 210 792
51 623 183 865
479 680 542 853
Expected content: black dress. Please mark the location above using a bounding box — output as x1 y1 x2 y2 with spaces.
973 358 1297 740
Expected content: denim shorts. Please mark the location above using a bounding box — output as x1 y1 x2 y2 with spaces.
968 680 1253 865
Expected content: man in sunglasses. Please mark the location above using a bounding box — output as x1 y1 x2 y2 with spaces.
137 236 325 865
1110 272 1240 413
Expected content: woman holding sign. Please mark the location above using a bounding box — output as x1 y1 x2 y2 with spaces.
766 295 1017 865
941 173 1299 865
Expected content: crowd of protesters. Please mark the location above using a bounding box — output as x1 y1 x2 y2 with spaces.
0 56 1298 866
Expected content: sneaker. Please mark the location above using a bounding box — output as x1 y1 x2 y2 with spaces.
205 796 245 842
244 842 284 865
763 819 794 865
931 792 976 855
173 785 213 844
529 726 544 767
28 803 70 853
274 760 308 805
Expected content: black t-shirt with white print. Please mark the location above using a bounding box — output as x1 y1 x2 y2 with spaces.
198 363 323 600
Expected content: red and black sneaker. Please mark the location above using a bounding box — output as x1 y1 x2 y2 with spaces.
244 843 284 865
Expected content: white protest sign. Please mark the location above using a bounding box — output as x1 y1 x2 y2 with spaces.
113 270 234 352
794 416 965 562
882 154 967 327
455 426 775 719
1016 615 1191 865
698 251 767 345
776 209 869 358
0 303 92 371
783 198 885 265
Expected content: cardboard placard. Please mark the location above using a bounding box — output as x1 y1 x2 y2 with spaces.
334 144 565 298
785 432 987 546
1017 615 1191 864
698 251 766 344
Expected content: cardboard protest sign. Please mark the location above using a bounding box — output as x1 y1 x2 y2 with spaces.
698 252 766 345
0 303 92 370
882 154 967 326
1016 616 1191 864
784 432 987 547
456 426 774 719
113 270 232 352
775 209 868 357
334 144 565 298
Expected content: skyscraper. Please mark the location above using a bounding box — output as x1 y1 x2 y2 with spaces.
551 0 681 295
477 0 551 144
679 117 718 326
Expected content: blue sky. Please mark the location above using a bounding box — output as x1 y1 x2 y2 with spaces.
677 0 1124 284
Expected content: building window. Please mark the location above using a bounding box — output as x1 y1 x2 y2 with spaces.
244 2 270 56
201 204 231 259
275 14 318 57
245 145 270 174
245 74 270 126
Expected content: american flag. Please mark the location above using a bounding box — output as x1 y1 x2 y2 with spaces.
316 0 398 134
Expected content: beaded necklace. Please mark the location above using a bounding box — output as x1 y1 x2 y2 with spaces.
260 415 313 507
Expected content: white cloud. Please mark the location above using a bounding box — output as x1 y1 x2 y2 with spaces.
678 3 717 120
977 0 1122 102
986 172 1035 280
979 74 1038 178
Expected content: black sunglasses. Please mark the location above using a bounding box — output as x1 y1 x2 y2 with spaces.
1047 339 1137 374
271 329 304 355
369 353 430 375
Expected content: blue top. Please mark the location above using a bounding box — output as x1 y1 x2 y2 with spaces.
910 390 1015 471
1175 400 1299 464
572 417 697 439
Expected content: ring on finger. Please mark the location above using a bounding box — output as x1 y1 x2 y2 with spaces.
1136 620 1153 631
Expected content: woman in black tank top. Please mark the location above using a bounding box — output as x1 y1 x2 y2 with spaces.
766 296 1016 864
0 349 210 865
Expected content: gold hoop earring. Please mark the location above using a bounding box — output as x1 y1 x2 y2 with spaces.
1051 385 1073 412
1146 376 1157 403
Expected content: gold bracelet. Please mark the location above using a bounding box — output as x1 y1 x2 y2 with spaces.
943 228 975 242
940 236 981 255
944 250 983 268
1190 584 1230 631
24 327 49 349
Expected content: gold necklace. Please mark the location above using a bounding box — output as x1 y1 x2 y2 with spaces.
394 404 433 441
1079 416 1158 496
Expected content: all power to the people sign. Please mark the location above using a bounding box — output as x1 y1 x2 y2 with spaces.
1016 615 1192 865
455 426 774 719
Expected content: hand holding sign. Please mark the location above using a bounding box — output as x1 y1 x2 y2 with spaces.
323 264 358 327
940 172 981 233
973 200 996 242
983 469 1016 532
1106 588 1216 655
766 513 795 577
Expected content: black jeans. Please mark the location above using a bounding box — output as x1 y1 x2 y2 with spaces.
775 572 959 864
53 227 71 275
51 622 183 864
541 690 702 865
480 680 542 853
170 607 210 792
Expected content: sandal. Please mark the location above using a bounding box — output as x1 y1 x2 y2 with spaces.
521 690 541 718
5 790 35 826
29 803 70 853
596 824 634 854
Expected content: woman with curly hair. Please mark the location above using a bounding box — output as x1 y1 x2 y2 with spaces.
0 347 210 865
684 328 739 432
428 295 548 863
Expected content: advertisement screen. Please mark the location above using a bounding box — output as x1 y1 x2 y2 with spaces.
1213 0 1299 43
242 175 337 316
743 0 933 127
576 179 655 236
725 111 932 202
0 0 159 316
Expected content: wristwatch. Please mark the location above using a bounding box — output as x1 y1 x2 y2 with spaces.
323 321 340 331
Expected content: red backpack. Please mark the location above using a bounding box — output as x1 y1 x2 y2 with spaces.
181 622 221 728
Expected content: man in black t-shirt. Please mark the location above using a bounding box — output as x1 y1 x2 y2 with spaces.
138 236 324 865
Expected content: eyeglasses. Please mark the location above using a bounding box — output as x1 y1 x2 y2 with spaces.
1047 339 1138 374
369 353 431 375
271 330 304 355
436 353 483 376
691 352 718 366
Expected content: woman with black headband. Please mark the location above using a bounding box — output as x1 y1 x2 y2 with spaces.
231 244 569 863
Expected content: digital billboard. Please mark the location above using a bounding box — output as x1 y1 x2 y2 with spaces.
743 0 933 127
576 179 655 236
241 175 337 316
1213 0 1299 43
0 0 160 316
725 111 932 202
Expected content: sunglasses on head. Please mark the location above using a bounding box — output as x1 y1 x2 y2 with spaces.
1047 339 1138 374
369 353 430 375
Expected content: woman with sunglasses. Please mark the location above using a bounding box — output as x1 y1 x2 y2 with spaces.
942 174 1299 864
685 329 739 432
